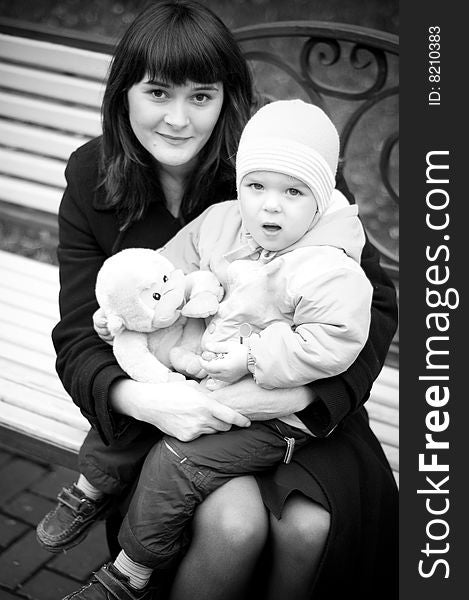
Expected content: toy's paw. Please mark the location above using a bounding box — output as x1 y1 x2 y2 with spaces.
182 292 219 318
167 371 186 382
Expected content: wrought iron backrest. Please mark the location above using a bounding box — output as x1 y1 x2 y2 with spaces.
234 22 399 286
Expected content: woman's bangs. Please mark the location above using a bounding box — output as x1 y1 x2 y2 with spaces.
144 23 226 85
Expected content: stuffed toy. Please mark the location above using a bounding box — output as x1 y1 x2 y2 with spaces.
95 248 223 384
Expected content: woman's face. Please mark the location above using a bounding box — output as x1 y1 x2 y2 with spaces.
127 77 224 170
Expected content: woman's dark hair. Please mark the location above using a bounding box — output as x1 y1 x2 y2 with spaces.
101 0 253 228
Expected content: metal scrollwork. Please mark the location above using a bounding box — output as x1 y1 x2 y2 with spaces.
300 38 388 100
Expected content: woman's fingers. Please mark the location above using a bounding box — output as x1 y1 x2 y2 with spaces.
209 400 251 428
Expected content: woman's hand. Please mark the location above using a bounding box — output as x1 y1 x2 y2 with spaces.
208 376 315 421
92 307 114 345
110 378 251 442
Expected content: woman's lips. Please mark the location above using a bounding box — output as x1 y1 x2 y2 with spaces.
157 132 192 145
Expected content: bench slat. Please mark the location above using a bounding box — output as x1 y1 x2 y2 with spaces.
0 378 87 430
0 339 57 373
0 321 56 357
1 263 59 297
0 61 105 108
0 174 62 214
0 356 65 397
368 379 399 409
366 399 398 428
0 33 111 80
373 365 399 389
0 91 101 137
0 118 85 160
0 305 56 335
0 401 87 454
0 147 66 188
1 284 59 319
0 249 59 282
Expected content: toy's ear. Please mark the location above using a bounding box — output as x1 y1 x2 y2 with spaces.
107 315 125 336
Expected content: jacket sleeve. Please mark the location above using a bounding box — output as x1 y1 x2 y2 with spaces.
51 149 131 445
250 268 373 388
296 178 398 437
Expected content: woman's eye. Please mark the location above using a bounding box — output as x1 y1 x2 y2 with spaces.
287 188 302 197
151 89 167 100
153 292 161 301
163 275 168 283
193 93 209 105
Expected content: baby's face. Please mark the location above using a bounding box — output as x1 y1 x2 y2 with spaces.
238 171 318 251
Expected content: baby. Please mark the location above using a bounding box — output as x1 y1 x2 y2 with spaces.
41 100 373 599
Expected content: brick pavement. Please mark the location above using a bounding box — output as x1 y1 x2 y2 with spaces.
0 447 110 600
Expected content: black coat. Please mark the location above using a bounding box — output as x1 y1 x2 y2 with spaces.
52 137 398 598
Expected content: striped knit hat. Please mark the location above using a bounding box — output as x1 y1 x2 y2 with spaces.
236 100 339 216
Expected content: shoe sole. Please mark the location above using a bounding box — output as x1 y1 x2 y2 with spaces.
36 527 90 554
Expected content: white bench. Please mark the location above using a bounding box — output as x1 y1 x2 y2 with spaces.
0 20 399 483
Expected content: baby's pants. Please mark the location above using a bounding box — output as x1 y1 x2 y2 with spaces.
118 419 310 569
78 422 161 495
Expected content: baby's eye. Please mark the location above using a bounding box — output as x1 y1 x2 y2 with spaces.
286 188 302 197
163 275 168 283
153 292 161 301
249 183 264 191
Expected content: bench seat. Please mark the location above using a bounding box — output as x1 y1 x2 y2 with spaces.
0 249 399 481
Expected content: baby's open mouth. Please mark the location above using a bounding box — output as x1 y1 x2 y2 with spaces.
262 224 281 232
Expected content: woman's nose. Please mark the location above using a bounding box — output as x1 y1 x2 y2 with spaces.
164 101 189 128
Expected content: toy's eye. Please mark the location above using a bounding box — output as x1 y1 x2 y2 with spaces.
153 292 161 301
163 275 168 283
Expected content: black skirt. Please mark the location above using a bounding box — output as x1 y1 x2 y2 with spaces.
256 407 398 600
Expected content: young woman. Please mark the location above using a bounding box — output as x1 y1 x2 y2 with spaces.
47 1 398 599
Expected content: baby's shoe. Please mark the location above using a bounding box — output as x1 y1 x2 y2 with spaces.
62 563 154 600
36 484 112 553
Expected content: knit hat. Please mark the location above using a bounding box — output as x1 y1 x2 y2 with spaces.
236 99 340 216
